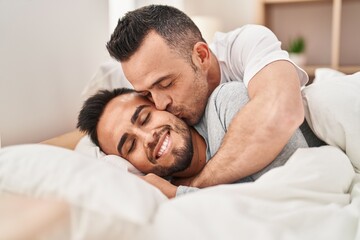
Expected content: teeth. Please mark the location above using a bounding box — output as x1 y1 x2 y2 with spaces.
157 134 169 158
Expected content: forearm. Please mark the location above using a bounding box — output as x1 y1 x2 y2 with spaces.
192 101 297 187
141 173 178 198
40 130 85 150
192 61 304 187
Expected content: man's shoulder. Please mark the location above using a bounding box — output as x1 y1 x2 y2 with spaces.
202 82 249 129
210 82 248 105
212 24 272 44
198 82 250 154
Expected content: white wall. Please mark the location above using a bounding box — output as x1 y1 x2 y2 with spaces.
0 0 110 146
184 0 257 32
0 0 258 147
113 0 257 42
109 0 135 35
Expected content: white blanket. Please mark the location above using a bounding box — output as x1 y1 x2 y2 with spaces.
0 145 358 239
136 146 358 240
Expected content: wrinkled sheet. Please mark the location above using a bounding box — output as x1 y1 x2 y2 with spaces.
1 145 359 239
135 146 359 240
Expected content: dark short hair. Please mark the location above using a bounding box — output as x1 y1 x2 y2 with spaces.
106 4 205 62
77 88 135 147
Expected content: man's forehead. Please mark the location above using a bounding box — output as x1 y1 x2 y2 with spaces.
111 93 150 109
100 94 136 128
97 93 151 154
121 32 180 91
117 92 137 101
122 64 167 92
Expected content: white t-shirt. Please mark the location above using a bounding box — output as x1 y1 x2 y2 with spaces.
210 24 308 87
83 25 307 97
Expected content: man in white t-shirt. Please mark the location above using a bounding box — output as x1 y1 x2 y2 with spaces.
105 4 309 190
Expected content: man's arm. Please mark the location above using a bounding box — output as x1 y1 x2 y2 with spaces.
190 60 304 187
141 173 178 198
40 129 85 150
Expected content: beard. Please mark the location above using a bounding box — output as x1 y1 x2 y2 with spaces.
167 67 208 126
151 121 194 177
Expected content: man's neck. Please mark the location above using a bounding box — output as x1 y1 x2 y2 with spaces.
207 51 221 93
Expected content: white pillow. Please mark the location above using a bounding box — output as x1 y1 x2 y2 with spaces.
302 68 360 171
78 60 142 175
75 135 143 175
0 144 167 239
81 59 133 101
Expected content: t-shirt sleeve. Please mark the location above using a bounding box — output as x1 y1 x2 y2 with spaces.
175 185 199 197
229 25 308 87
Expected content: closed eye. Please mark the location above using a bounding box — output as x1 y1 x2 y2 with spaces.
141 113 151 125
128 139 136 154
158 79 173 89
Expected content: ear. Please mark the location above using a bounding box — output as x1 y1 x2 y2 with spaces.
192 42 211 71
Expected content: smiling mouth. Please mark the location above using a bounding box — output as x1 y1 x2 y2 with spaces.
155 132 171 160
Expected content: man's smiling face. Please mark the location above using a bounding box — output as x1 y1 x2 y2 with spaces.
97 92 194 177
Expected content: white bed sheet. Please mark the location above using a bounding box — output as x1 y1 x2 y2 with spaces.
135 146 358 240
0 144 358 239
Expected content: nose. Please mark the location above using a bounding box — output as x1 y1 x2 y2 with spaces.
133 127 156 149
152 92 171 111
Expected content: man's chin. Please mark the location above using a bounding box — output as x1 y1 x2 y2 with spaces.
155 157 192 178
184 117 197 126
184 113 203 126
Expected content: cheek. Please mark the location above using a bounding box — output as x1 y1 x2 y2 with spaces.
128 149 152 173
172 83 196 105
184 73 205 97
152 111 173 124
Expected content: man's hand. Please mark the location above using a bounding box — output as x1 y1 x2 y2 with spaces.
41 129 85 150
171 175 197 187
141 173 177 198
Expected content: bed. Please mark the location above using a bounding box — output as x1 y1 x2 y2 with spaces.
0 67 359 239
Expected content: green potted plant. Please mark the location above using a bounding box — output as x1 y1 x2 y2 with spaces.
288 37 306 67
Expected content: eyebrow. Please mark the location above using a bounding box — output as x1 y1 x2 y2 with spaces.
131 104 150 124
117 133 129 156
117 104 151 156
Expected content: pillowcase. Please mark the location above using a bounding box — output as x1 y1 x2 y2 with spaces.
75 135 143 175
302 68 360 172
0 144 167 239
81 59 133 101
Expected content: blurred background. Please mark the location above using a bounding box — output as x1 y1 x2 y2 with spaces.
0 0 359 147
